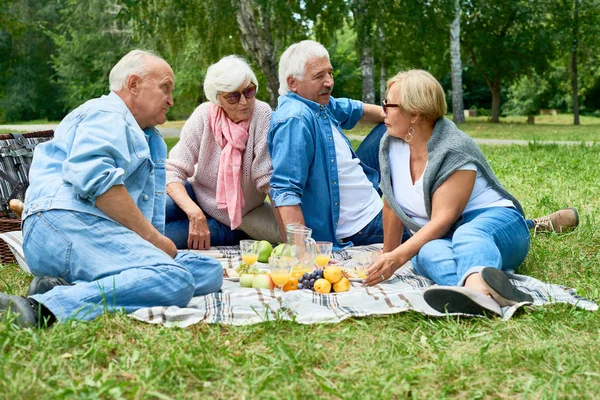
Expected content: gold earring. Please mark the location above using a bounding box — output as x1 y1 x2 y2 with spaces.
405 123 415 143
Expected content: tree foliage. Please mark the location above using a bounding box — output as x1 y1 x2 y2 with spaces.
461 0 554 122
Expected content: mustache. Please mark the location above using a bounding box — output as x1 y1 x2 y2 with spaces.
319 88 331 95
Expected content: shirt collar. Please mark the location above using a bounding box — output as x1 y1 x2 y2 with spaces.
281 92 329 112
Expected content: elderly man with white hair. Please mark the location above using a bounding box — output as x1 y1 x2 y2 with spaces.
0 50 223 328
269 40 398 250
165 55 279 249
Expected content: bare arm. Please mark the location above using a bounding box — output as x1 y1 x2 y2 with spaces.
360 104 385 124
365 170 476 285
166 182 211 250
277 205 305 229
382 199 404 253
96 185 177 258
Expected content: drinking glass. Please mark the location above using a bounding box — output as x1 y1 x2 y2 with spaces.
355 253 371 279
240 240 258 266
315 241 333 268
269 256 294 292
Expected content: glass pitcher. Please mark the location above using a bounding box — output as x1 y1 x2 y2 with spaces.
282 223 316 274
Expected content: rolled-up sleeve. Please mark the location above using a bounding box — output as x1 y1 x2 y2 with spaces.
268 116 315 207
329 97 364 130
62 111 130 201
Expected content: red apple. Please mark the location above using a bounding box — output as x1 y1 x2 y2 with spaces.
252 274 275 290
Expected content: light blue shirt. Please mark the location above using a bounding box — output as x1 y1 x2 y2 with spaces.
268 93 378 249
23 92 167 234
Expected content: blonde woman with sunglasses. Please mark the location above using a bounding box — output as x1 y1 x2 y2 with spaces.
166 55 279 249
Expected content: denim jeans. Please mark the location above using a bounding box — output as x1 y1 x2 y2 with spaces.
22 210 223 322
412 206 530 286
165 181 247 248
342 209 411 246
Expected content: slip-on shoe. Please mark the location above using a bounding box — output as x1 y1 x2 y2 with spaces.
480 267 533 307
0 293 38 327
424 286 502 317
26 276 70 297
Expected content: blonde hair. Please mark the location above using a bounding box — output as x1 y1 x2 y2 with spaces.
386 70 446 121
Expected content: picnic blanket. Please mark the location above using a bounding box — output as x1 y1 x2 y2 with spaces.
1 232 597 326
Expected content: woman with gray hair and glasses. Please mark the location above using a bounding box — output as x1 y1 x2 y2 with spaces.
166 55 280 249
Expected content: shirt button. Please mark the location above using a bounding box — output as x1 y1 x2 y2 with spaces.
331 159 334 163
333 181 337 185
329 137 332 141
143 195 149 201
334 202 338 206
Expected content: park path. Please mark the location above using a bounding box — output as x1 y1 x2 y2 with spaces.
0 124 595 146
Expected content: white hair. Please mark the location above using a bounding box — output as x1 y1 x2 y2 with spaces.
278 40 330 96
203 55 258 105
109 49 164 92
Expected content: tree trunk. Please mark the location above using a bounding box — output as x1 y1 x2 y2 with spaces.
353 0 375 104
379 27 386 104
450 0 465 123
490 78 501 123
235 0 279 108
572 0 580 125
360 45 375 104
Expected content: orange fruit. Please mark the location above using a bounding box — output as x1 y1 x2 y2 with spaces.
314 278 332 294
323 266 343 284
283 276 299 292
332 277 351 293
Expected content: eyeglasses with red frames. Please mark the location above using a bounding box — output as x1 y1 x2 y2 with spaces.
382 99 400 113
220 84 257 105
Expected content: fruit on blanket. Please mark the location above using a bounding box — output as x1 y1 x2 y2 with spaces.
324 266 343 284
239 274 255 288
332 277 351 293
252 274 275 290
283 276 299 292
314 278 331 294
256 240 273 263
271 243 285 257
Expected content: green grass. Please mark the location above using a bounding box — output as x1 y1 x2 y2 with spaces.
2 134 600 398
348 114 600 143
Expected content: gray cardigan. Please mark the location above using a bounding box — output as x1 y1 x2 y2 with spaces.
379 118 524 234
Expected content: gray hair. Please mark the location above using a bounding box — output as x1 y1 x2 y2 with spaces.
278 40 330 96
203 55 258 105
109 49 164 92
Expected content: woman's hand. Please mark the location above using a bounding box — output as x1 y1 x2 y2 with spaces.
363 251 405 286
187 210 211 250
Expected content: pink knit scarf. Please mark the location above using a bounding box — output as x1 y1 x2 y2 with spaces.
209 103 250 229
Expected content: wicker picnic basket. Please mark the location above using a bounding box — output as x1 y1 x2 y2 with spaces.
0 130 54 264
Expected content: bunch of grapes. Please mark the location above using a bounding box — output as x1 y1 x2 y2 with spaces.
297 269 324 291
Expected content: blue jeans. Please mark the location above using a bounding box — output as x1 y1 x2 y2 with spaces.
22 210 223 322
412 207 530 286
165 181 247 248
342 209 411 246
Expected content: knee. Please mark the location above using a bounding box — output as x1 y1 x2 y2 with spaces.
154 266 195 307
417 240 448 266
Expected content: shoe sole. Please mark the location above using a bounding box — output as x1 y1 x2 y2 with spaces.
480 268 533 307
424 287 501 317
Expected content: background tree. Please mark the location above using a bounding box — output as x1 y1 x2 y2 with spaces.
450 0 464 123
461 0 554 122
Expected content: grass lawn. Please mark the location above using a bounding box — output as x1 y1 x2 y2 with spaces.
1 132 600 398
347 113 600 143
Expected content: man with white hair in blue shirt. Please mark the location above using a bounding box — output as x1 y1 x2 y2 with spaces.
0 50 223 327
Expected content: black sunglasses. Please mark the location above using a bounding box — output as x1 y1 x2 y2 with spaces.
220 84 257 105
383 99 400 113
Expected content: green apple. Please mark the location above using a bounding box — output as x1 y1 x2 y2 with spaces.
239 274 255 288
271 243 285 257
256 240 273 263
252 273 275 290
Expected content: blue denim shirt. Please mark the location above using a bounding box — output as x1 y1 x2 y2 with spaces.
268 93 379 249
23 92 167 234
